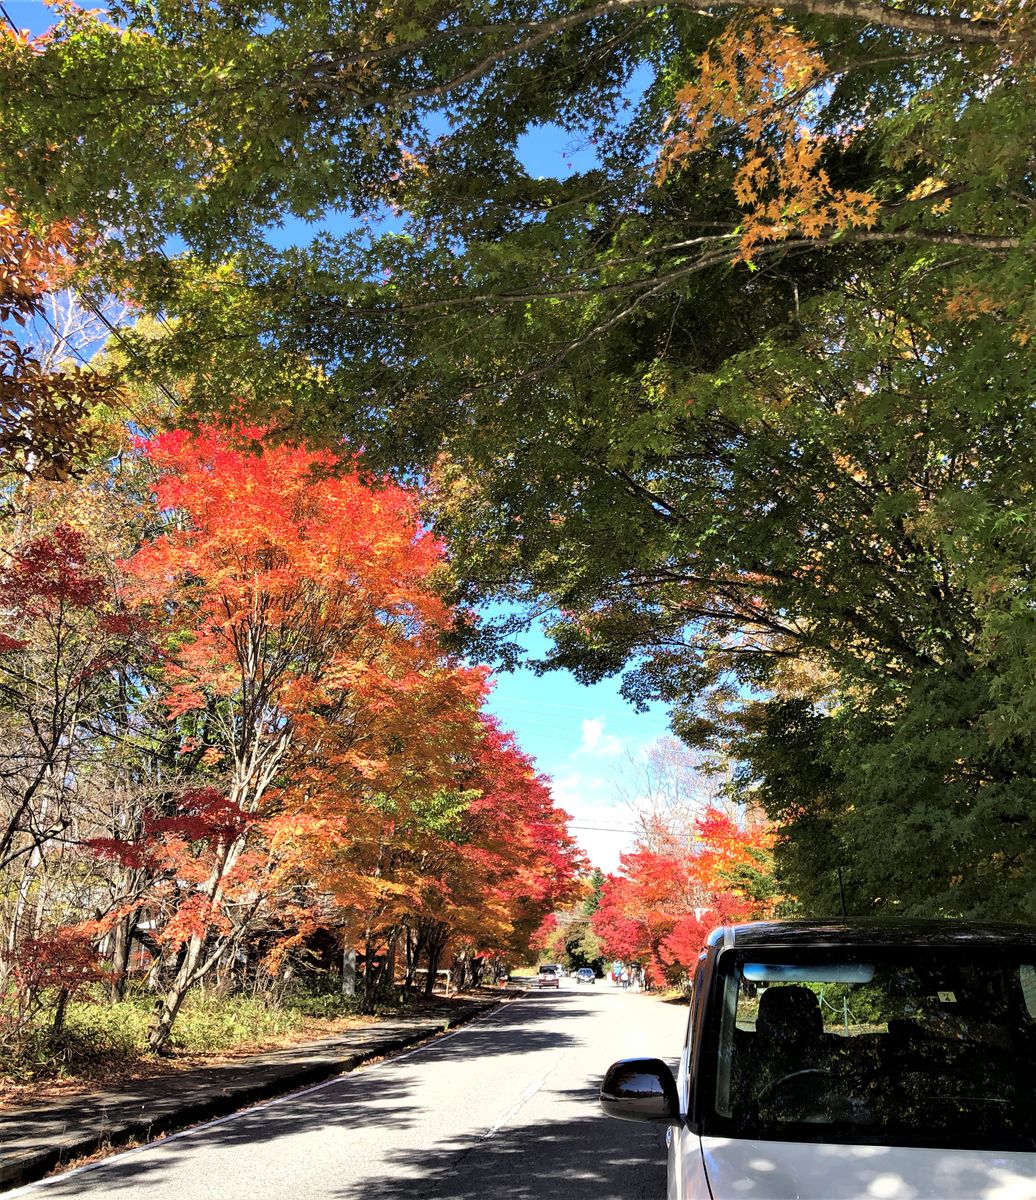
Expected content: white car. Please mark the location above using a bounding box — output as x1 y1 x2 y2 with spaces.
601 919 1036 1199
537 965 561 988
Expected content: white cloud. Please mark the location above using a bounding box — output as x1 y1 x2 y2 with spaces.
550 769 637 874
574 717 625 760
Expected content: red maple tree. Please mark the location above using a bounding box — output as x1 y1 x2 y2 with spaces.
592 808 775 984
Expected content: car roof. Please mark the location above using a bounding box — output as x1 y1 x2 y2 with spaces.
705 917 1036 951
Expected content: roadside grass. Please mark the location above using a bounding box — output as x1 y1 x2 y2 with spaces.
0 971 511 1106
0 980 378 1101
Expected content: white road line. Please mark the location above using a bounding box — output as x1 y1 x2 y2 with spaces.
4 995 531 1198
480 1071 550 1141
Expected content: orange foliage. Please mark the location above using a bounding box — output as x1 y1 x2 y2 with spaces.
111 426 580 999
116 427 473 986
658 17 880 259
592 807 775 983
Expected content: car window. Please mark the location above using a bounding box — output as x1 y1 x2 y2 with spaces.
706 949 1036 1151
1021 963 1036 1018
677 976 696 1112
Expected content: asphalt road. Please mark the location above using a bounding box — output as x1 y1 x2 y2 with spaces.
11 982 688 1200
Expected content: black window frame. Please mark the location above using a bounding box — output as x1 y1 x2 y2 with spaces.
692 943 1036 1153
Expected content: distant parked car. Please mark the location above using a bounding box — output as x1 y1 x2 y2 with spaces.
537 965 560 989
600 918 1036 1199
575 967 596 984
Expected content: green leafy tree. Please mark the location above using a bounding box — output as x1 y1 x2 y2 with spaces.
582 867 606 916
3 0 1035 919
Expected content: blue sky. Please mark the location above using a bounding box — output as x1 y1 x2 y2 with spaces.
9 0 672 871
483 632 671 872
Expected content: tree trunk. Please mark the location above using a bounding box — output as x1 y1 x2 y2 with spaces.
51 987 69 1037
384 928 398 999
401 925 425 1004
109 913 136 1002
360 933 378 1013
341 946 356 998
423 923 448 997
147 933 205 1054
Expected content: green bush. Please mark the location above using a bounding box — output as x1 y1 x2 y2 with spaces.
0 999 147 1082
170 993 305 1051
279 976 363 1020
0 970 379 1083
0 987 339 1081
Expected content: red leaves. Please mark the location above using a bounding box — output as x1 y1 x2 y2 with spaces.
84 836 149 870
0 524 106 616
0 523 146 696
592 807 776 983
149 788 252 846
12 925 105 995
85 788 254 873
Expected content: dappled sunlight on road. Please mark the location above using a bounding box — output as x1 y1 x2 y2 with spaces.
18 986 686 1200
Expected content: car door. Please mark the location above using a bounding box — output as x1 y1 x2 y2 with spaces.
671 980 712 1200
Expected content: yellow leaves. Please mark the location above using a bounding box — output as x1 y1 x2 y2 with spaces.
732 154 771 207
658 16 880 259
907 176 948 202
398 147 428 176
943 286 1003 321
994 0 1036 61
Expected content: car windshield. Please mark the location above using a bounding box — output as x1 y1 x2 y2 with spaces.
706 948 1036 1150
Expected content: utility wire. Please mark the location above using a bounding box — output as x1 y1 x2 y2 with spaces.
30 300 158 434
1 0 182 417
567 823 638 834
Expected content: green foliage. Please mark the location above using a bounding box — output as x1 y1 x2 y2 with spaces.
3 0 1035 925
559 915 604 970
809 982 890 1028
2 1000 145 1082
0 988 318 1082
280 976 363 1021
582 867 606 916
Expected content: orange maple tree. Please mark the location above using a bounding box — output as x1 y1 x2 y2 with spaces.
592 808 776 985
123 425 476 1049
269 708 585 1006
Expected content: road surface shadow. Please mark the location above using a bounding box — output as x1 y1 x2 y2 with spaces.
32 1073 419 1196
424 995 592 1062
350 1079 670 1200
33 993 604 1198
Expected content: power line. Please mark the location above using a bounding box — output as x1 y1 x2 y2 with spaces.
1 1 182 418
566 822 638 834
30 300 157 434
490 696 657 717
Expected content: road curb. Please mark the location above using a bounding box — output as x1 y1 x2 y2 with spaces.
0 996 510 1191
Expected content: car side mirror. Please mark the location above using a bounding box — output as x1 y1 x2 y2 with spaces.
599 1057 681 1125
